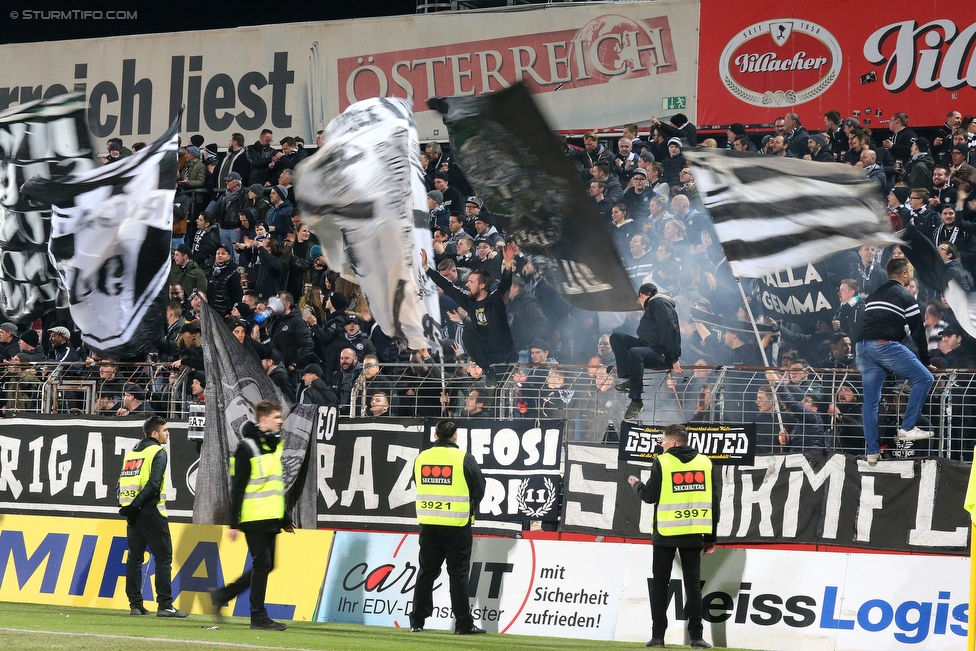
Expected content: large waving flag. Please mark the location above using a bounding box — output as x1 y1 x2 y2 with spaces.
22 113 177 358
296 97 440 350
193 301 318 528
429 84 638 312
0 93 95 321
686 149 900 278
901 224 976 340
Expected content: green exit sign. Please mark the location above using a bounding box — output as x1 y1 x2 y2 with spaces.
662 96 687 111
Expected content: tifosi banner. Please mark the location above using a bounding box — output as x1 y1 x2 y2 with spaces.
0 2 699 144
561 444 970 554
316 419 565 534
0 417 197 521
698 0 976 127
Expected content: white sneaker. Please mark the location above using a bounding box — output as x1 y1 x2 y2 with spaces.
866 454 880 466
897 427 934 441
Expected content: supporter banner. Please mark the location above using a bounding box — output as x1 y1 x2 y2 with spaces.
433 85 638 312
317 531 625 639
0 2 699 143
22 111 177 358
616 546 969 649
756 260 836 328
618 422 756 465
561 444 971 554
426 419 564 524
698 0 976 127
317 419 565 533
298 98 440 350
0 514 333 620
0 93 95 322
195 301 320 528
0 417 197 521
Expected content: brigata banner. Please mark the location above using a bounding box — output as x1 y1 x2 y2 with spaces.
0 1 699 144
697 0 976 128
317 419 565 534
317 531 625 639
618 422 756 465
561 444 970 554
0 417 198 521
0 514 333 619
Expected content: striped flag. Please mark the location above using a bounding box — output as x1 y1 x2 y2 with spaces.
22 114 178 358
685 149 900 278
901 224 976 340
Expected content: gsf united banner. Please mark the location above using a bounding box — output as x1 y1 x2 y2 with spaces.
618 422 756 465
0 417 198 521
317 419 565 534
697 0 976 127
561 444 971 554
0 514 333 620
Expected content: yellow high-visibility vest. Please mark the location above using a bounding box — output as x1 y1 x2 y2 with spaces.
414 445 471 526
232 438 285 523
656 452 713 536
118 443 168 518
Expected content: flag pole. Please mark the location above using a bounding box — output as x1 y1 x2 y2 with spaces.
735 277 770 367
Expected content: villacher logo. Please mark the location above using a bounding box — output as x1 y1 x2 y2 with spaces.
420 465 453 485
719 19 843 107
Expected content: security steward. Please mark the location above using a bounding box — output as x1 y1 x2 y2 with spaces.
118 415 188 618
628 424 717 649
210 399 294 631
409 420 486 635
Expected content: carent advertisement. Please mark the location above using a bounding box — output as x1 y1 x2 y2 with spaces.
317 531 626 639
698 0 976 127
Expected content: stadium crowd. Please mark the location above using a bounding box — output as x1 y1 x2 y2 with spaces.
4 110 976 460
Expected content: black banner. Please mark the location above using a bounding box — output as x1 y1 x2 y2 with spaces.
562 443 971 554
618 422 756 465
430 84 638 312
0 416 200 522
317 419 566 534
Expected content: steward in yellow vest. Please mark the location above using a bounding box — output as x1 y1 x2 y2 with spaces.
628 424 718 649
409 420 486 636
117 415 187 618
211 399 293 632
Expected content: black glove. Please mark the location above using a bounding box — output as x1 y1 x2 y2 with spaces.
119 504 139 520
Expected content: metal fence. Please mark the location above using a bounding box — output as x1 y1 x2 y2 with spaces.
4 359 972 461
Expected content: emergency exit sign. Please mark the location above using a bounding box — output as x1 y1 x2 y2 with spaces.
662 96 687 111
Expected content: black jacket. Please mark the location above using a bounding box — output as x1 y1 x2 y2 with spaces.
636 294 681 365
230 421 291 531
269 310 315 370
245 142 275 185
300 378 338 407
191 225 221 274
267 364 297 400
208 265 243 317
631 445 718 547
858 279 928 364
426 266 516 363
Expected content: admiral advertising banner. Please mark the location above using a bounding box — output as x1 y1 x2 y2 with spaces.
0 514 333 619
316 419 565 534
698 0 976 127
561 444 971 554
0 417 199 521
0 1 699 144
618 421 756 465
317 531 625 640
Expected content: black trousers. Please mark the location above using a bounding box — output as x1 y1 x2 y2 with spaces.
218 531 277 620
609 333 669 401
651 544 704 639
125 506 174 609
461 329 516 375
410 524 473 631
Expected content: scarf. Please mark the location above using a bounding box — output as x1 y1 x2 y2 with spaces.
211 260 228 278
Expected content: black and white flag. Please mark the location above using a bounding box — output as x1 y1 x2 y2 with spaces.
901 224 976 339
0 93 95 321
297 97 440 350
686 149 900 278
429 84 638 312
22 114 177 358
193 301 319 528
